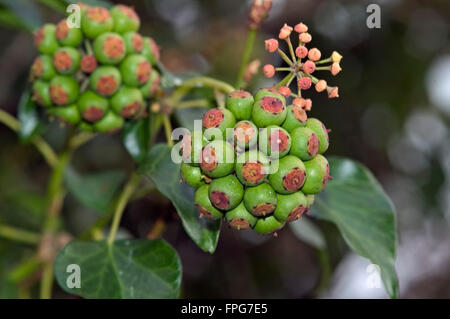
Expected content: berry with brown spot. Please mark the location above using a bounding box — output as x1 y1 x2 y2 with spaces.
34 24 60 55
93 32 127 65
140 70 160 99
49 104 81 125
90 66 122 97
273 191 307 222
93 111 124 133
254 88 286 106
281 104 307 133
194 185 223 220
110 4 140 34
32 80 52 107
200 140 235 178
180 162 205 188
180 130 207 166
225 202 258 230
209 175 244 211
49 75 79 106
110 87 144 119
258 125 291 158
243 183 277 217
225 90 254 120
290 127 319 161
305 118 329 154
202 108 236 139
235 150 270 186
55 19 83 47
53 47 81 75
81 6 113 39
78 90 109 123
119 54 152 87
253 216 285 235
302 154 330 194
123 31 144 54
252 96 287 128
269 155 306 194
233 120 258 149
142 37 159 65
30 55 55 81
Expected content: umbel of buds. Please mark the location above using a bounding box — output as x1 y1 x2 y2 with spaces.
30 3 161 133
263 22 343 108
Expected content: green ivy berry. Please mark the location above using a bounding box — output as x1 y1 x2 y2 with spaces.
110 5 140 34
254 88 286 106
180 130 207 166
302 154 330 194
141 37 159 65
79 121 95 132
34 24 59 55
306 194 315 210
93 111 124 133
282 104 307 132
90 66 122 97
180 162 205 188
194 185 223 220
49 75 79 106
273 192 307 222
55 19 83 47
258 125 291 159
49 104 81 125
31 55 56 81
110 87 144 119
202 108 236 140
225 90 254 120
233 120 258 149
305 118 329 154
269 155 306 194
209 175 243 211
243 183 277 216
93 32 127 65
123 31 144 54
119 54 152 87
78 90 109 123
200 140 235 178
252 96 287 128
81 6 114 39
225 202 258 230
290 127 319 161
53 47 81 75
235 150 270 186
32 80 52 107
253 216 285 235
140 70 160 99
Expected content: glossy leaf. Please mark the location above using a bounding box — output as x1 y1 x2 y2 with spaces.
140 144 221 253
289 218 326 250
0 0 42 31
17 88 40 142
311 157 398 298
122 117 150 163
54 239 182 299
65 168 125 214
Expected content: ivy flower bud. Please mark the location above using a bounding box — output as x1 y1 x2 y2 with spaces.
327 86 339 98
331 62 342 76
295 46 308 59
331 51 343 63
298 77 312 90
315 79 327 92
263 64 275 78
308 48 321 61
299 32 312 43
302 60 315 74
278 86 291 97
265 38 279 53
293 97 306 109
294 22 308 33
279 24 293 40
304 98 312 111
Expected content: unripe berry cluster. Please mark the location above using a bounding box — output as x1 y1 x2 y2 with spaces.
30 3 161 133
180 88 332 235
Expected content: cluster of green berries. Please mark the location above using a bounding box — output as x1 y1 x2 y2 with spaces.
30 3 161 133
179 88 332 235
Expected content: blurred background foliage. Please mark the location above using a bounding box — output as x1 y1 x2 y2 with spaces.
0 0 449 298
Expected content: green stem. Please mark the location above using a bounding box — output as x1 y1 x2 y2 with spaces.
69 131 96 150
0 224 40 245
276 67 292 71
162 115 174 147
84 39 94 56
314 248 332 296
9 256 42 283
277 49 293 66
107 173 141 245
40 263 54 299
276 73 295 89
235 28 257 89
285 37 297 64
315 57 331 65
315 66 331 71
175 99 210 109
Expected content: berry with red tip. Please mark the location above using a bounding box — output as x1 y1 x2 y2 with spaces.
55 19 83 47
202 108 236 139
235 150 270 186
305 118 329 154
49 75 79 106
180 130 207 166
81 55 97 73
273 191 307 222
209 175 244 211
281 104 307 132
140 70 160 99
93 32 127 65
225 90 254 120
123 31 143 54
269 155 306 194
298 77 312 90
32 80 52 107
111 87 144 119
194 185 223 220
120 54 151 86
225 202 257 230
254 88 286 106
53 47 81 75
90 66 121 97
290 127 319 161
253 216 285 235
81 6 113 39
180 162 205 188
264 38 279 53
252 96 287 128
78 90 109 123
93 111 124 133
233 121 258 149
244 183 277 216
34 24 60 55
259 125 291 158
302 154 330 194
263 64 275 78
110 4 140 34
31 55 56 81
200 140 235 178
49 104 80 125
295 46 308 59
